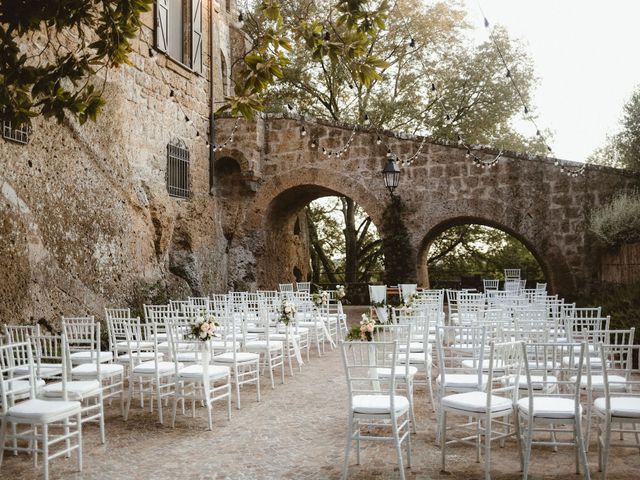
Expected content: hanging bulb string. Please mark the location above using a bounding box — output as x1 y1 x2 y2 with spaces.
140 23 212 146
393 5 503 168
213 118 240 151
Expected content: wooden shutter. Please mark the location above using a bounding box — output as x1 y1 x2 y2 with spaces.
191 0 203 73
156 0 169 53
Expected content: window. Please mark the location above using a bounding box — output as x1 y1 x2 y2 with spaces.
156 0 202 74
166 139 191 198
2 120 31 145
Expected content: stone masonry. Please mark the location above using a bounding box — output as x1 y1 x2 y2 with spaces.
1 5 638 327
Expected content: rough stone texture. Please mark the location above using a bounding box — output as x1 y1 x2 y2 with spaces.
0 5 240 326
215 115 639 297
600 242 640 284
2 308 639 479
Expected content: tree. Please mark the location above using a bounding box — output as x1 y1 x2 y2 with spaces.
0 0 152 126
255 0 548 153
426 224 544 285
589 86 640 171
381 195 416 285
306 197 383 285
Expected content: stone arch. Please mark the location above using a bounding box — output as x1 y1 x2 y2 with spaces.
244 168 388 289
417 215 558 294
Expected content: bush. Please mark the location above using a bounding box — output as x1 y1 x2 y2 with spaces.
590 191 640 246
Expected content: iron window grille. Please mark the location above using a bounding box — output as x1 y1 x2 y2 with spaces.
2 120 31 145
166 139 191 198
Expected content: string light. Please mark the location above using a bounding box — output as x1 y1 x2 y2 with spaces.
213 118 240 151
301 125 307 136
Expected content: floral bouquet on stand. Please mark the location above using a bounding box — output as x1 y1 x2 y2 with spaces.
312 290 328 309
279 300 297 326
190 314 219 341
346 313 376 341
335 285 346 301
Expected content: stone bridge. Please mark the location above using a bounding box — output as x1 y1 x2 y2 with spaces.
215 114 638 297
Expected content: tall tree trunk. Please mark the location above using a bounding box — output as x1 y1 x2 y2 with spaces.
342 197 358 285
306 207 337 284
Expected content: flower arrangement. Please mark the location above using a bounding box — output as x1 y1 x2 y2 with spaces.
370 299 386 308
280 300 297 326
190 314 219 341
403 291 419 308
346 313 377 342
312 290 329 308
335 285 346 300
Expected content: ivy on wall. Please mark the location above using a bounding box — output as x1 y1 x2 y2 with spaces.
381 195 416 285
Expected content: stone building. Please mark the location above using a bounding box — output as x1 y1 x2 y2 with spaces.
0 2 637 325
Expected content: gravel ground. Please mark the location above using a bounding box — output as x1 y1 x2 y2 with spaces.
2 306 638 479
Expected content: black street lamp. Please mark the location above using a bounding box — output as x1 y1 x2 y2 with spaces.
382 155 401 195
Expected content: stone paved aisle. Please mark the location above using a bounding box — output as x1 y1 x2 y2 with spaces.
3 326 640 479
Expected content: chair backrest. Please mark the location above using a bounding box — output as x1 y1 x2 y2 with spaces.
486 341 523 405
32 333 64 380
482 279 500 292
504 279 521 293
296 282 311 293
599 344 640 408
62 317 101 376
567 316 610 344
521 342 584 404
435 325 487 389
398 284 418 303
279 283 294 292
105 308 131 321
0 341 38 413
341 341 399 406
5 324 39 344
504 268 521 280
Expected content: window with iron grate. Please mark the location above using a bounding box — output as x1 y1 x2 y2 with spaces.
2 120 31 145
166 139 191 198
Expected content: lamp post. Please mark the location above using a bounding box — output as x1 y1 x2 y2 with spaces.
382 155 400 196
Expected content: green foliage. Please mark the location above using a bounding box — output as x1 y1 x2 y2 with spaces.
219 0 390 119
573 282 640 338
257 0 547 154
427 224 544 283
381 195 416 285
0 0 152 126
589 86 640 171
590 191 640 247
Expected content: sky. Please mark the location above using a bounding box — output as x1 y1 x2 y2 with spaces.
461 0 640 162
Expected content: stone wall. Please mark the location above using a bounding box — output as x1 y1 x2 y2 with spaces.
600 243 640 284
214 114 640 297
0 3 239 326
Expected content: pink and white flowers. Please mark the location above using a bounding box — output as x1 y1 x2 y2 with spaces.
280 300 297 326
359 313 376 341
191 314 219 341
335 285 346 300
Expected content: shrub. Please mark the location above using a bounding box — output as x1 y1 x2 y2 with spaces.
590 191 640 246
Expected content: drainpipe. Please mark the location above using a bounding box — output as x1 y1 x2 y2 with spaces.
208 0 217 194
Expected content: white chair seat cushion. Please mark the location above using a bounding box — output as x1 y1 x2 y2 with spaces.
375 366 418 379
15 364 64 378
269 333 301 341
572 375 627 391
71 363 123 378
562 355 601 368
7 398 81 422
69 351 113 364
352 395 410 415
517 375 558 390
117 351 161 362
397 352 432 365
178 364 230 380
442 391 513 413
437 374 487 390
176 352 203 362
116 340 155 350
297 321 322 329
517 396 579 419
213 352 260 363
42 380 101 400
461 359 506 372
133 361 179 374
245 340 284 351
594 397 640 418
399 342 428 353
1 379 45 397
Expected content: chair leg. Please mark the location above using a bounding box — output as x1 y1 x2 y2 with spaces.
98 391 106 444
407 380 417 433
280 351 285 385
426 364 436 413
484 415 492 480
156 377 164 424
341 414 353 480
576 417 591 480
406 412 413 469
171 381 179 428
267 354 275 389
255 362 261 403
600 418 611 480
63 417 71 457
514 410 524 472
76 412 83 473
234 366 242 410
392 416 406 480
0 416 7 467
42 423 49 480
440 410 447 473
523 418 534 480
124 378 134 421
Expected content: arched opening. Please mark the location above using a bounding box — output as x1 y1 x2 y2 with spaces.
213 156 243 196
418 218 548 291
261 185 384 300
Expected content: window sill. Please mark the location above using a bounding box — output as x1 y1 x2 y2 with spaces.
154 51 203 80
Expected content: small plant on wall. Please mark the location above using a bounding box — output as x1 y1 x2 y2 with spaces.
590 191 640 247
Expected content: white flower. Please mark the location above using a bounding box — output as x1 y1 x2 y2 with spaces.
199 331 208 339
284 306 292 314
200 323 208 332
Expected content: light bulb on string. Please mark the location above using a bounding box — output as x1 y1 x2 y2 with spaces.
431 83 436 92
409 38 415 48
484 17 490 28
376 135 382 145
169 90 175 97
311 139 317 148
301 126 307 137
506 69 511 78
238 11 244 26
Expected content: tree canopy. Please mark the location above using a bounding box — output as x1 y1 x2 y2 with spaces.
589 86 640 171
252 0 548 153
0 0 152 126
